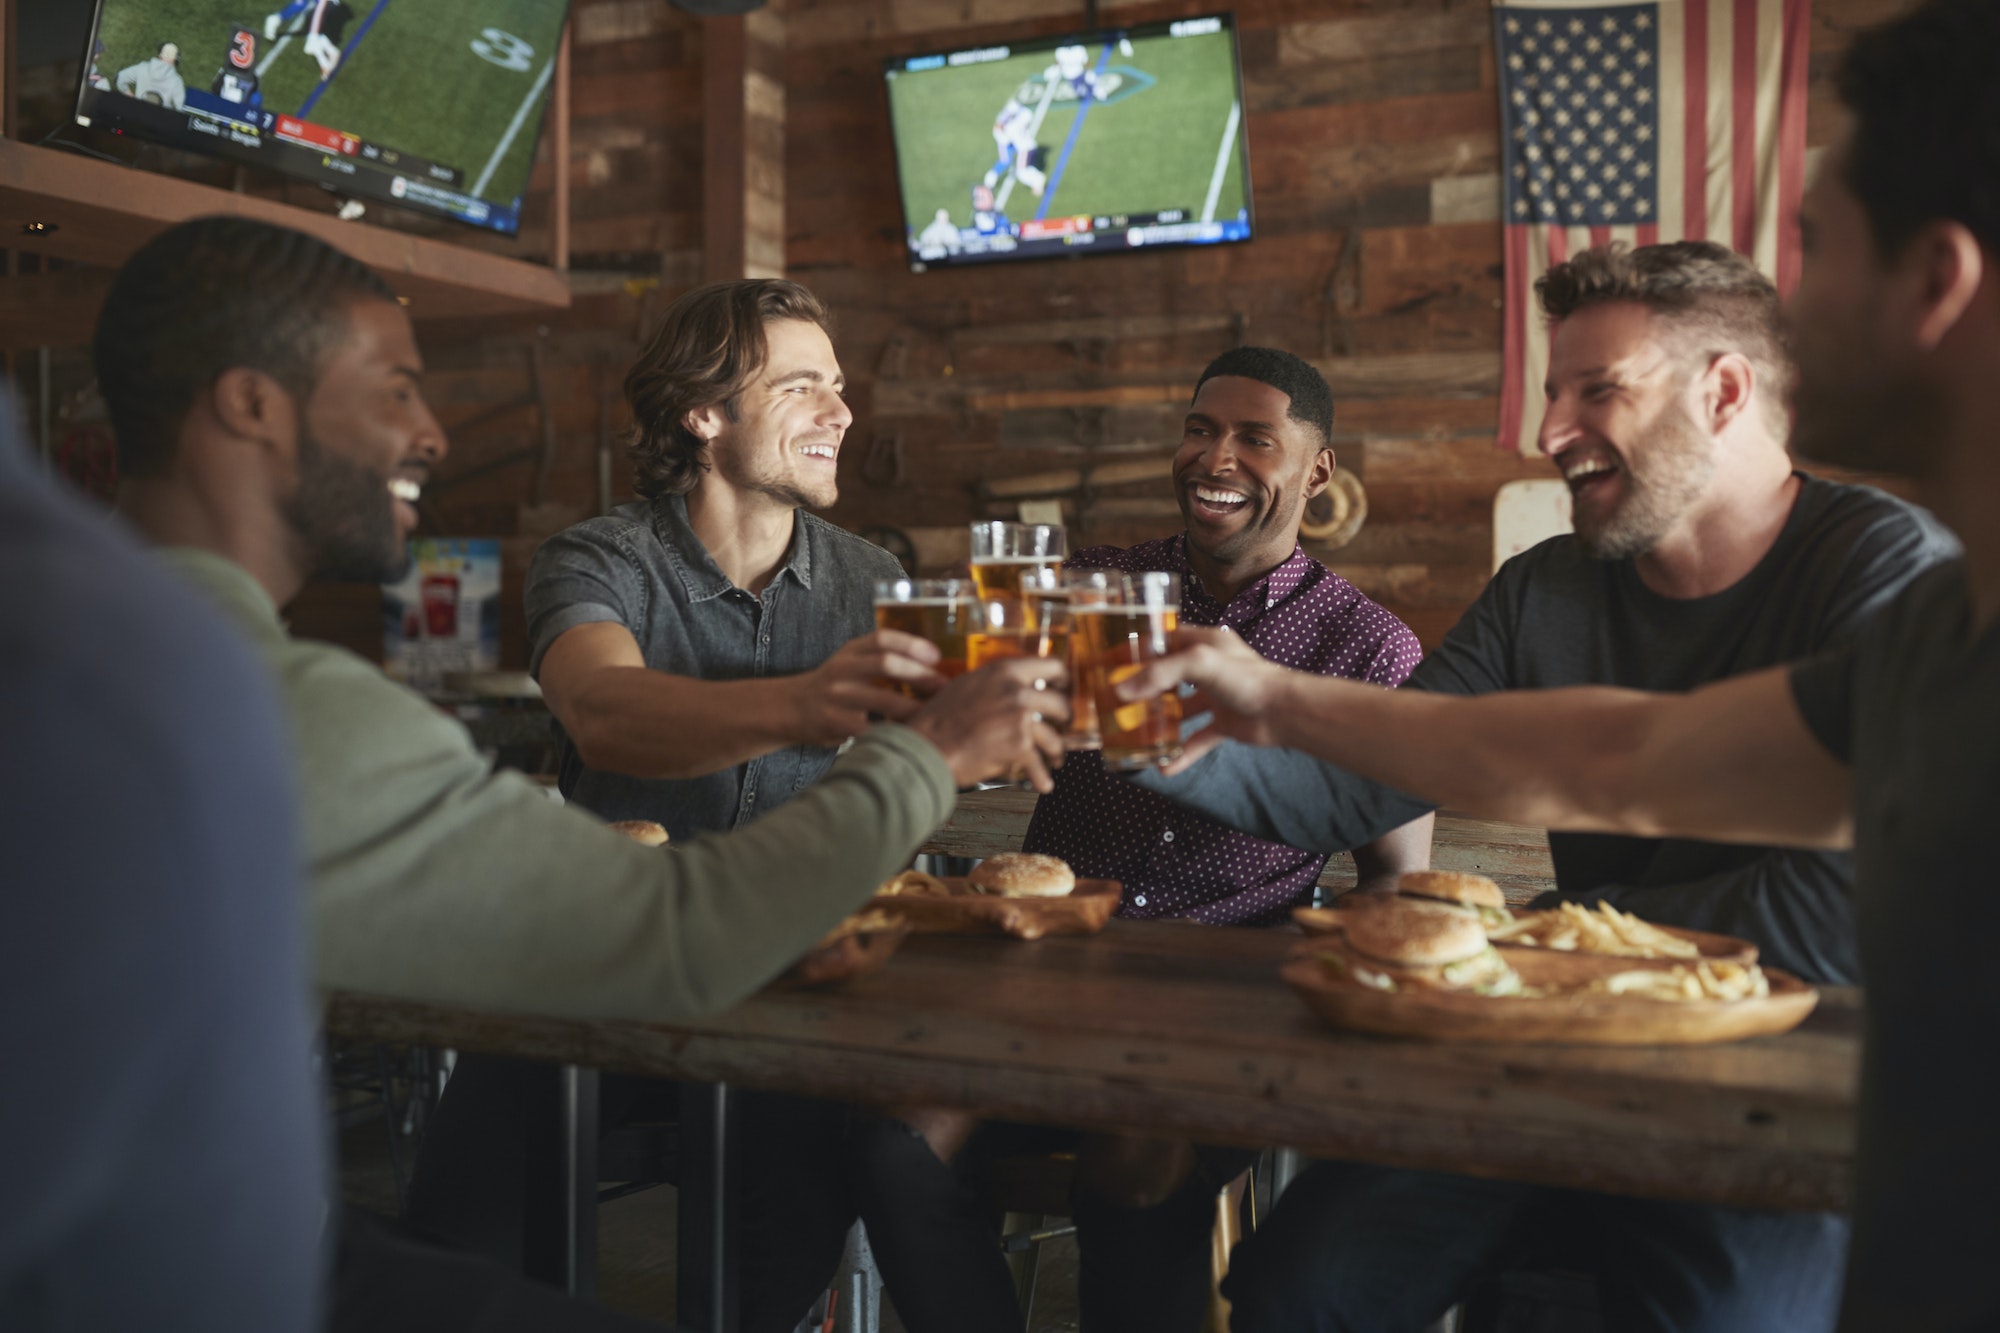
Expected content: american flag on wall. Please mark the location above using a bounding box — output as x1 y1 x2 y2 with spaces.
1493 0 1811 453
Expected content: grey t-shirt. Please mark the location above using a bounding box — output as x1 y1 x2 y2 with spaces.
1141 475 1954 982
525 493 904 840
1790 561 1999 1331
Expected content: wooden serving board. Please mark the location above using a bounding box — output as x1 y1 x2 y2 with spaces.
1291 905 1759 966
1281 942 1818 1046
870 877 1122 940
782 922 913 986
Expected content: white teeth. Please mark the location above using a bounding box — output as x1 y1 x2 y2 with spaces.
800 443 837 459
1193 485 1246 505
1562 461 1616 483
389 478 421 502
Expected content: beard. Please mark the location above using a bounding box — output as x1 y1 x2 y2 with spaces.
1575 407 1717 560
715 440 838 511
284 424 409 583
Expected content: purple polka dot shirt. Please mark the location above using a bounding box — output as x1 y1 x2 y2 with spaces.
1023 534 1424 926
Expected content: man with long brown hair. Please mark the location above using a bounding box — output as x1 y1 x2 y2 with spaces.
408 279 1032 1332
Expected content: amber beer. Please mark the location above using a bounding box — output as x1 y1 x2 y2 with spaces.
1071 572 1181 769
969 522 1067 618
1022 567 1096 749
874 579 973 687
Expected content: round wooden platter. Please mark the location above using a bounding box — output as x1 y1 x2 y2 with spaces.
1292 905 1759 966
781 920 914 987
1280 941 1819 1045
869 878 1122 940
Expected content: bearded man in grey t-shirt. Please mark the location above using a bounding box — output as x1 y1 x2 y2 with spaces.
1141 241 1950 1333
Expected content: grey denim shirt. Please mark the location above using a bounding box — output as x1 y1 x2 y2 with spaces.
525 493 904 842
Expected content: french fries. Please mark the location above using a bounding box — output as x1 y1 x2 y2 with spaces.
875 869 959 897
811 908 907 951
1484 900 1701 960
1589 960 1770 1003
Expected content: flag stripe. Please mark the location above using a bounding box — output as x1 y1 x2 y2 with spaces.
1732 0 1760 255
1684 0 1709 239
1498 222 1534 453
1707 0 1734 245
1655 0 1686 239
1775 0 1811 293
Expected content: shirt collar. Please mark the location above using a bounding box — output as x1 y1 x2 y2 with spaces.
650 492 814 603
1179 536 1315 621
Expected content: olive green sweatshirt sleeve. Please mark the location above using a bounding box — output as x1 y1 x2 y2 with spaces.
158 548 958 1022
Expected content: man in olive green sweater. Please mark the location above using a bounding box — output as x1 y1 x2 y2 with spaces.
100 217 1062 1331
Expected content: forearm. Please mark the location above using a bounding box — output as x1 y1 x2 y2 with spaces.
316 726 956 1021
560 667 806 780
1349 812 1434 895
1131 742 1433 852
1258 669 1851 849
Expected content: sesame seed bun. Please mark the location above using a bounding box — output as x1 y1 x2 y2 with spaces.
1396 870 1505 913
609 820 669 847
968 852 1075 898
1344 898 1489 969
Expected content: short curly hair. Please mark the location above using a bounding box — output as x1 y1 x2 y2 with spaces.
1536 240 1790 435
625 279 834 499
1193 345 1335 448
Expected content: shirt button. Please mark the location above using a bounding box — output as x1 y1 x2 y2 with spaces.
1135 894 1148 907
1162 830 1175 843
760 634 771 647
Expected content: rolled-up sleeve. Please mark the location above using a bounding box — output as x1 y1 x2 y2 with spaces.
525 523 647 677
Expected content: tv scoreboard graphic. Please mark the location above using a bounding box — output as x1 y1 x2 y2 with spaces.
887 15 1251 270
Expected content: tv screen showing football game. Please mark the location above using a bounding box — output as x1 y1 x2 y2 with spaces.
74 0 571 235
884 14 1252 271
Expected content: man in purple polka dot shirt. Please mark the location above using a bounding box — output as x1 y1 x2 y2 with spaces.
1018 346 1434 1331
1023 345 1432 923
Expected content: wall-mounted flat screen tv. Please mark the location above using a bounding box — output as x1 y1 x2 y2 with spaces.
73 0 571 235
883 14 1252 272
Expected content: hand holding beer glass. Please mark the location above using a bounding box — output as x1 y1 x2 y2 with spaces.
873 578 975 695
1069 569 1183 770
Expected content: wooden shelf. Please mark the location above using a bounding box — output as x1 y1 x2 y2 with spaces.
0 138 570 336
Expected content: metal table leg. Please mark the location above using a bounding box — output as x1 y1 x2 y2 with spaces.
562 1065 600 1300
677 1080 742 1333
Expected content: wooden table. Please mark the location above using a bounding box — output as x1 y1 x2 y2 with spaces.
922 787 1561 904
331 922 1857 1313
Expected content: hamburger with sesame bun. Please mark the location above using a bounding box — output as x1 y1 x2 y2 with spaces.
1320 897 1521 996
1395 870 1512 929
968 852 1075 898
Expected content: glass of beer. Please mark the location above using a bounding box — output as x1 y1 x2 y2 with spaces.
969 522 1067 613
873 578 974 691
1069 569 1182 770
1021 566 1097 750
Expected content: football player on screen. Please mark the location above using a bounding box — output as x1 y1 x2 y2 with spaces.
983 94 1048 197
262 0 353 79
212 27 264 107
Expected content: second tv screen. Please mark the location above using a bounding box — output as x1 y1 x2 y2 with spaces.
886 15 1252 271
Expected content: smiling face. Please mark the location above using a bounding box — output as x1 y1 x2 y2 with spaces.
280 297 446 582
1788 134 1944 478
693 318 851 512
1538 302 1719 559
1173 375 1333 571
